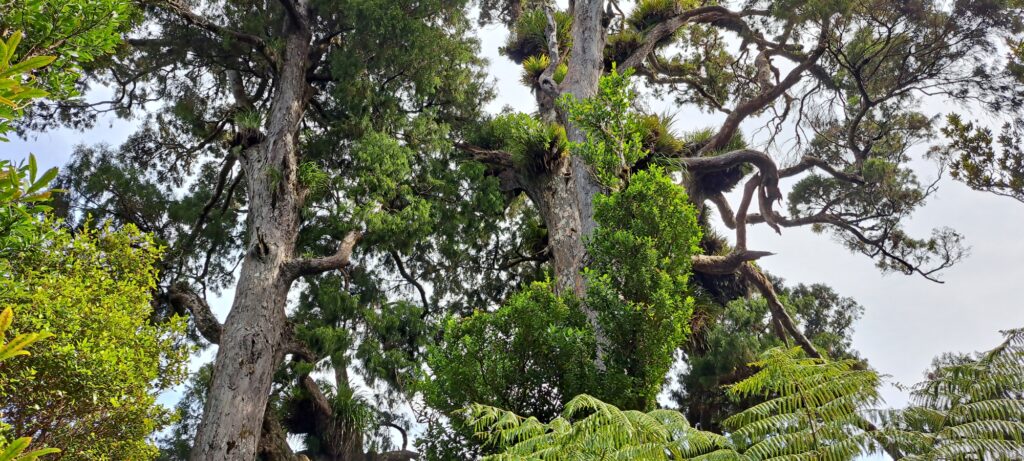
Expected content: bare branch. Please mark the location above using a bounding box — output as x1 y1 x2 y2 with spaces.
739 264 822 359
779 155 865 184
692 250 775 275
388 250 431 317
285 230 361 280
167 282 222 344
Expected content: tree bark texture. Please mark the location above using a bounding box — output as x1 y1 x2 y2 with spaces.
189 10 313 460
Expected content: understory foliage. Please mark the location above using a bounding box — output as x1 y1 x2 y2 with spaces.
877 328 1024 460
0 308 58 461
0 219 189 460
675 278 866 431
468 329 1024 460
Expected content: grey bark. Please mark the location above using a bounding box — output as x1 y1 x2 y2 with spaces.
520 0 610 368
188 6 313 459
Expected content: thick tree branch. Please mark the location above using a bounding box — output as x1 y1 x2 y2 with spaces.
454 143 515 169
276 0 304 29
691 250 774 275
538 6 562 97
619 6 727 72
739 264 822 359
167 282 222 343
709 193 737 229
698 21 830 156
285 230 361 280
178 153 237 259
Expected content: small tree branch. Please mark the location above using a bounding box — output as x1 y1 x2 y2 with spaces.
388 250 431 317
779 155 865 184
285 230 361 280
619 6 726 71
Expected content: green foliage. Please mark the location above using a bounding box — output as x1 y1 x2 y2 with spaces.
675 278 865 431
587 167 701 409
426 168 701 417
465 393 730 460
466 347 880 461
473 113 568 175
425 281 594 421
628 0 700 32
0 219 189 460
0 437 60 461
637 113 684 157
560 66 647 189
935 114 1024 203
0 0 136 99
877 328 1024 459
0 155 57 257
502 9 572 63
0 33 54 139
520 54 567 86
470 329 1024 461
723 347 881 460
0 308 59 461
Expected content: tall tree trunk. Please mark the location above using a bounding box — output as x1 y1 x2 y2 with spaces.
190 14 312 460
523 0 609 365
531 0 607 297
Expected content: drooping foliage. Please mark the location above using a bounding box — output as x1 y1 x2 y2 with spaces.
469 329 1024 461
877 328 1024 459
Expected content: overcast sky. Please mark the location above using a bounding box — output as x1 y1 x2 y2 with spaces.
4 8 1024 455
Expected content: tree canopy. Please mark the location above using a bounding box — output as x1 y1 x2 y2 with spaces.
5 0 1024 460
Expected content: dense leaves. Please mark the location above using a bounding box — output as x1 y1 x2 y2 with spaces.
469 330 1024 461
0 220 189 460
